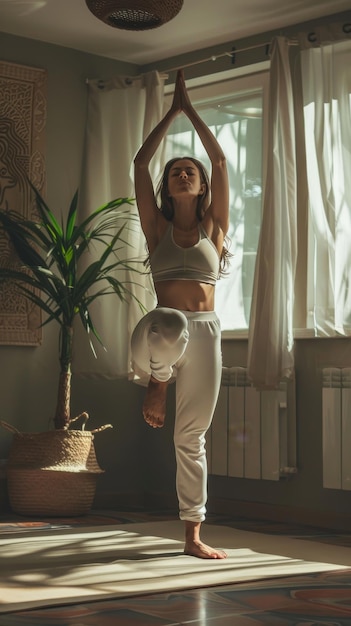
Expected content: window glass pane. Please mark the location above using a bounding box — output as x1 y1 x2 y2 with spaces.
164 83 264 331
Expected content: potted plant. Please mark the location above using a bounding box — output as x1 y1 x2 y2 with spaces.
0 182 143 515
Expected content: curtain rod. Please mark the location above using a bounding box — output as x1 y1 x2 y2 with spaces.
163 38 299 74
166 21 351 72
86 37 298 85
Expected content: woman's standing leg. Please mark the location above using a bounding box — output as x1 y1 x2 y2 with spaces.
173 312 226 558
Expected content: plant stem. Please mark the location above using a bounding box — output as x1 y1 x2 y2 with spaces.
54 371 71 429
54 325 73 429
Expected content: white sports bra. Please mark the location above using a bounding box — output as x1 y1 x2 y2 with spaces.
150 224 220 285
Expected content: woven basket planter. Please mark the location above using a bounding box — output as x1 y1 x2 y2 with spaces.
1 422 106 516
7 467 100 516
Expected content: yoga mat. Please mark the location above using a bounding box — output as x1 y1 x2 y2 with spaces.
1 520 350 613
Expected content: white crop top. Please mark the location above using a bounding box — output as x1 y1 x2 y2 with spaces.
150 224 220 285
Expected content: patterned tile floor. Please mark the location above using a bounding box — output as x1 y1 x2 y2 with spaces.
1 509 351 625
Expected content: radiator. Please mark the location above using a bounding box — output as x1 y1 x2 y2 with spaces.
207 367 297 481
322 367 351 490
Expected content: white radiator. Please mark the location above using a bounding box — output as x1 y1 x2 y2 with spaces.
322 367 351 490
207 367 297 481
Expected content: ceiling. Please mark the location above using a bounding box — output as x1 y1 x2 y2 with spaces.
0 0 350 66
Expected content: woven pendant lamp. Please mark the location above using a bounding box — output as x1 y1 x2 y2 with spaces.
85 0 184 31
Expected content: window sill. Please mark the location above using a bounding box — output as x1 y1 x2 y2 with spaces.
221 329 351 340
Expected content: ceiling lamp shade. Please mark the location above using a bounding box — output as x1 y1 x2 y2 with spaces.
85 0 184 31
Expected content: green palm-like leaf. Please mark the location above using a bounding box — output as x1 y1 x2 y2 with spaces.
0 183 144 428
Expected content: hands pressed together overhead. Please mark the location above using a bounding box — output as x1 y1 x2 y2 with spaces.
170 69 193 115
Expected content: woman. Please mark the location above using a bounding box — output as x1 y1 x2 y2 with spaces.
131 69 229 559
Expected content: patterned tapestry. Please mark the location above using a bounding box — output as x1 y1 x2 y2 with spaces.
0 61 47 345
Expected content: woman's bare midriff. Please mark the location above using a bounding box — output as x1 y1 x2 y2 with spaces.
155 279 215 311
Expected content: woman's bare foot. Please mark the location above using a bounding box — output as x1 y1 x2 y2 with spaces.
184 540 227 559
143 376 169 428
184 521 227 559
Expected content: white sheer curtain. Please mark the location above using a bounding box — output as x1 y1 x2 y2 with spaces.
247 37 297 388
73 72 164 377
300 36 351 336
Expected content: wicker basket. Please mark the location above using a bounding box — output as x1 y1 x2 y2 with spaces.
7 468 99 516
1 420 108 516
6 429 103 472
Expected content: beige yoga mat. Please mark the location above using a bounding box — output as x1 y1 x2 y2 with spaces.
1 520 350 614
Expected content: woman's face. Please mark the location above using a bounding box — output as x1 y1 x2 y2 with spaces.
167 159 204 200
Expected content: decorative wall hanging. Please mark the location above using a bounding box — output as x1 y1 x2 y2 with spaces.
85 0 184 30
0 61 47 346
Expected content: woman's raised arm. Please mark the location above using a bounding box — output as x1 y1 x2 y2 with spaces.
177 70 229 235
133 80 182 245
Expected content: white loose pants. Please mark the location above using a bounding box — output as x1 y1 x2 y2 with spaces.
131 307 222 522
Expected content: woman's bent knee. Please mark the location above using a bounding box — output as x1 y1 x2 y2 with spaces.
149 308 188 343
131 307 189 382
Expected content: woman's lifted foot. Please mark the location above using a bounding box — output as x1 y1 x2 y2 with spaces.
143 376 169 428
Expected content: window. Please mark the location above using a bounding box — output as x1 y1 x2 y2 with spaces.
164 68 269 334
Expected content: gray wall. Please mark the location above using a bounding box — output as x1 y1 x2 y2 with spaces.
1 18 351 524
